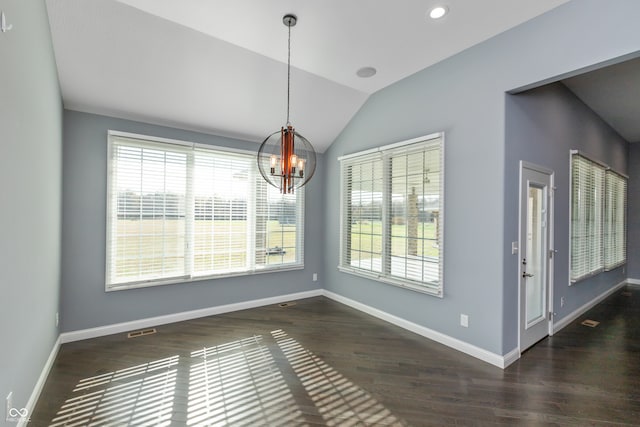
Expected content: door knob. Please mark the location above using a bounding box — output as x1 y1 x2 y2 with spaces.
522 272 534 278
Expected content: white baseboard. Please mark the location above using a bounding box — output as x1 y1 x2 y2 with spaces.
57 287 513 370
502 347 520 368
19 336 61 427
322 290 513 369
33 278 633 416
552 280 627 333
60 289 323 343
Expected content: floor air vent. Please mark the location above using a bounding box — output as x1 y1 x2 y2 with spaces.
279 302 297 308
581 319 600 328
127 328 157 338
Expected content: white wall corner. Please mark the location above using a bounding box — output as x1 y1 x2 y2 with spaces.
502 347 520 369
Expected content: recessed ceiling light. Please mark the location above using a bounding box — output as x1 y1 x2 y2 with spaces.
429 6 448 19
356 67 377 78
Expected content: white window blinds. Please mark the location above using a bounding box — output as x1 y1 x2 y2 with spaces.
108 140 190 284
570 154 605 282
339 133 444 296
570 152 627 283
341 154 384 274
106 132 304 290
604 170 627 271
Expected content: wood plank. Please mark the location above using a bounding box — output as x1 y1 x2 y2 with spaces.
30 286 640 426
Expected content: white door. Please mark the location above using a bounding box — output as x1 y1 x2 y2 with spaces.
519 162 553 352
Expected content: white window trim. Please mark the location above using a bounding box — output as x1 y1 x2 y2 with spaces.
338 132 445 297
106 130 304 292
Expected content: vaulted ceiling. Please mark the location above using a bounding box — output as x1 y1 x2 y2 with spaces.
46 0 570 151
563 56 640 143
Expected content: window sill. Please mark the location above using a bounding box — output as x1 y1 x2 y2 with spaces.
570 267 606 285
337 265 442 298
106 264 304 292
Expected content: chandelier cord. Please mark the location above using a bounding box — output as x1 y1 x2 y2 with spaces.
257 14 315 195
286 20 291 126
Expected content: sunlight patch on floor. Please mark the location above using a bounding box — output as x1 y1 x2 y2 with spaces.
48 331 405 426
188 335 303 426
272 329 406 426
50 356 178 426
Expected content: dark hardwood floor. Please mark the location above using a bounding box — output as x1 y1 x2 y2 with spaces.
31 285 639 426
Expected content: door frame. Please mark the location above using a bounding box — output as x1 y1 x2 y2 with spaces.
518 161 555 355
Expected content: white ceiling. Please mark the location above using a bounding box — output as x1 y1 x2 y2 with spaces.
46 0 569 152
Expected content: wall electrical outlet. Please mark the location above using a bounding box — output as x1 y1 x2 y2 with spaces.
312 273 318 282
56 312 59 328
460 314 469 328
560 297 565 308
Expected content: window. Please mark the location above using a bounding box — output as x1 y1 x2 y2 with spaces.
570 154 605 282
570 152 627 283
339 133 444 296
106 131 304 290
604 170 627 270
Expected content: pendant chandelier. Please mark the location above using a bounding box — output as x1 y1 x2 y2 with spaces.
257 14 316 194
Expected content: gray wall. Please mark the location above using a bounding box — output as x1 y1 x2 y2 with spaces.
628 144 640 279
322 0 640 356
60 110 323 332
0 0 62 422
504 83 629 350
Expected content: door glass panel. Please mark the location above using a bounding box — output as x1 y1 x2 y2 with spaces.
526 186 545 324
